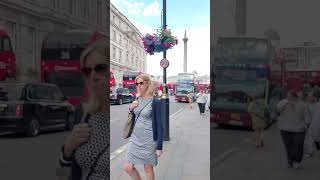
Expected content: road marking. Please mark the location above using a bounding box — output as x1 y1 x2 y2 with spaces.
212 148 240 168
169 108 185 119
110 107 186 161
110 144 128 160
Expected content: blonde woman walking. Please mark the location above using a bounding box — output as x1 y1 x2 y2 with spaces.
123 74 164 180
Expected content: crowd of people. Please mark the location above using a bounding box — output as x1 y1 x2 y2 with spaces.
246 82 320 170
259 84 320 169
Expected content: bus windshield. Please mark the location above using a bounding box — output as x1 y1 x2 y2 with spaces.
41 31 92 61
215 66 268 82
124 84 136 93
216 38 270 64
45 72 84 97
176 85 193 96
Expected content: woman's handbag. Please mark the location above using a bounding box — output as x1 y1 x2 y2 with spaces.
123 99 153 139
122 110 135 139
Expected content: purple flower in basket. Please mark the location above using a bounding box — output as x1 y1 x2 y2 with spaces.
142 28 178 55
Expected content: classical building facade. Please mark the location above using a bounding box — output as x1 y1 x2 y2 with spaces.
0 0 107 79
110 3 147 85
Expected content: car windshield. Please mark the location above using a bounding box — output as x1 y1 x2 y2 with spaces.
0 84 24 101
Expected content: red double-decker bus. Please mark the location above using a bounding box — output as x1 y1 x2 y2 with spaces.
110 69 116 88
123 70 141 97
0 30 16 80
40 29 107 106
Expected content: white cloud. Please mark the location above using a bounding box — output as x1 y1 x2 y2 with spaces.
146 25 210 77
143 1 161 16
129 19 154 35
111 0 144 15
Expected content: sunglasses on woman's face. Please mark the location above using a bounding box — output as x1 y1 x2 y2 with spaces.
81 64 108 77
135 81 144 86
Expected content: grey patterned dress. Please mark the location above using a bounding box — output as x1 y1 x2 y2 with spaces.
126 97 157 166
74 112 109 180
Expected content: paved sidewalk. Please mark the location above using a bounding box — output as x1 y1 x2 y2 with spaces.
213 125 320 180
111 104 210 180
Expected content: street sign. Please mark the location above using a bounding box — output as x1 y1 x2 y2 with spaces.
160 58 169 68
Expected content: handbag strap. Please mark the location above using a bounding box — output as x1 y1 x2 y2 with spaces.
134 98 153 123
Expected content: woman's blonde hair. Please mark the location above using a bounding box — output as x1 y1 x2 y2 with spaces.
80 37 109 115
135 74 155 97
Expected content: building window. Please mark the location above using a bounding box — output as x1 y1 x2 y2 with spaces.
113 46 116 59
79 0 88 18
113 30 116 41
61 0 72 14
119 35 122 45
131 55 134 66
119 50 122 62
52 0 59 9
113 15 116 23
97 1 102 26
126 39 128 48
126 52 129 65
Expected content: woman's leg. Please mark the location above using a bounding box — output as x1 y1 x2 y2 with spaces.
280 130 294 166
292 132 306 164
144 164 155 180
201 103 206 113
198 103 202 114
123 163 142 180
254 129 260 147
260 128 264 147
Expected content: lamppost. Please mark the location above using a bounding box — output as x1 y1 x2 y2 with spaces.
160 0 170 141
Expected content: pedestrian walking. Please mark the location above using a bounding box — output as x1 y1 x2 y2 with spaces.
123 74 164 180
187 92 193 109
304 91 318 157
309 100 320 152
277 90 308 169
196 90 208 115
206 90 211 111
248 95 267 148
57 38 109 180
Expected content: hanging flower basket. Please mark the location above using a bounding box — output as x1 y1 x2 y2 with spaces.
142 28 178 55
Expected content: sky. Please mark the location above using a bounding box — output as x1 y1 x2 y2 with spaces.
111 0 210 77
213 0 320 46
